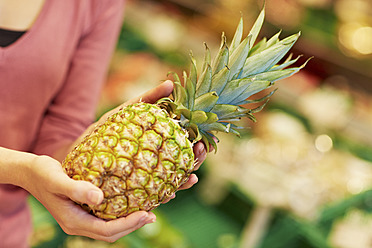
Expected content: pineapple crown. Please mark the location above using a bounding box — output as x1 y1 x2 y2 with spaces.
157 8 310 151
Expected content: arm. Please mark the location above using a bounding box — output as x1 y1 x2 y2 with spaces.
0 146 155 242
32 0 125 161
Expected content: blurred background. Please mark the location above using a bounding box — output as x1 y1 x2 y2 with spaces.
30 0 372 247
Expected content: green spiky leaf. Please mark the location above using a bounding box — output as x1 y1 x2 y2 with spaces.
241 32 301 78
194 91 219 112
158 7 309 146
232 80 272 105
212 33 229 75
210 67 230 95
230 15 244 53
202 43 211 72
228 34 252 81
248 8 265 48
189 52 198 87
196 64 212 98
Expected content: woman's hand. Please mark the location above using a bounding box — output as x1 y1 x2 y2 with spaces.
23 155 156 242
0 147 155 242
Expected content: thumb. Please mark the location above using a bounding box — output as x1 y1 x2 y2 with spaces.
57 174 104 205
72 180 104 206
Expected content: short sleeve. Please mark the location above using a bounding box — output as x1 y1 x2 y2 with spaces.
32 0 125 157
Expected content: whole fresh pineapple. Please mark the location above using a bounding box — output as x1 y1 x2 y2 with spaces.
62 8 309 220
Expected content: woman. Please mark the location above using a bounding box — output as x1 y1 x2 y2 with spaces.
0 0 208 247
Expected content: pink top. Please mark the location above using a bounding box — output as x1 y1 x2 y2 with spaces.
0 0 125 246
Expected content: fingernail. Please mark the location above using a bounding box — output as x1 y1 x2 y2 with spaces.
161 80 173 87
88 190 102 205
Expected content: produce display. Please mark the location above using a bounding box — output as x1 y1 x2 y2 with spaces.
61 8 307 220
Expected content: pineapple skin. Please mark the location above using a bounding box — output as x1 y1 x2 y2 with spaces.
62 102 194 220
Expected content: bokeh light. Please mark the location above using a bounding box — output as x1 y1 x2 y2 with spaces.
315 134 333 153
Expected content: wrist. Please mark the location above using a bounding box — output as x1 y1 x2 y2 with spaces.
0 147 38 187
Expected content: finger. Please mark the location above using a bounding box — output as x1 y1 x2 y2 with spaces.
193 142 207 171
51 171 104 206
70 180 104 205
193 137 219 170
162 174 199 204
62 209 156 242
211 137 218 151
96 211 156 241
162 193 176 204
178 174 198 190
206 137 218 153
90 211 156 242
125 80 174 105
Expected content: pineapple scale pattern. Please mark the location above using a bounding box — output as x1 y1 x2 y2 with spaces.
62 103 194 219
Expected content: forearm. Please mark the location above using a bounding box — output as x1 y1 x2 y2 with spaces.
0 146 36 187
51 121 98 162
31 2 124 160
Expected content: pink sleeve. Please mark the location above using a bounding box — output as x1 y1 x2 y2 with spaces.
32 0 125 157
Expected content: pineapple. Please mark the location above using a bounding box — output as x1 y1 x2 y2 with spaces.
62 8 309 220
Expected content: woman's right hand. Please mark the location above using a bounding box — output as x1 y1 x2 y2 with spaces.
0 147 155 242
25 155 156 242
